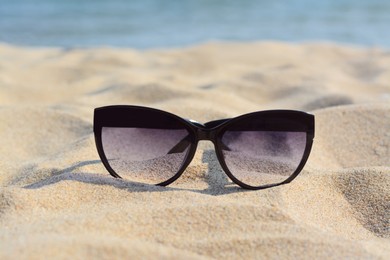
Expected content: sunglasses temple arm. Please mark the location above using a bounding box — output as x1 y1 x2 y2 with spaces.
167 135 192 154
167 134 232 154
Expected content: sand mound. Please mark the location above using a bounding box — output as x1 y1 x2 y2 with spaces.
308 104 390 170
335 167 390 238
0 42 389 259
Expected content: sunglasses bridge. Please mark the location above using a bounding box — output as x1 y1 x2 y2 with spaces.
187 118 229 141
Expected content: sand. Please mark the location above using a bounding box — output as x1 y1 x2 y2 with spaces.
0 41 389 259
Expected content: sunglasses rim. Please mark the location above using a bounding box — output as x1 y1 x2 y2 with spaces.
94 105 315 190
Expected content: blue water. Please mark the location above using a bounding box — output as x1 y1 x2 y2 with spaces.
1 0 390 48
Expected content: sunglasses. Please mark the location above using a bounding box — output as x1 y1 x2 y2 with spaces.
94 106 315 190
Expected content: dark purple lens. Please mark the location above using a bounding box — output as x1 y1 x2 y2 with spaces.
221 117 307 187
102 127 190 184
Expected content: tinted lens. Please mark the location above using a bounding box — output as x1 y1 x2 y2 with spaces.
220 116 307 187
101 123 191 185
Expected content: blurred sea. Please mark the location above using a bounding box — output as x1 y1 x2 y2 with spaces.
1 0 390 48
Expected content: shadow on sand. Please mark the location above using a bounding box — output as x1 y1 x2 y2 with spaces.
23 151 248 196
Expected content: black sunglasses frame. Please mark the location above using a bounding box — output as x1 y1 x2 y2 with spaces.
94 105 315 190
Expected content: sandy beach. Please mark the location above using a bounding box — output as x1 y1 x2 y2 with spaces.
0 42 389 259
